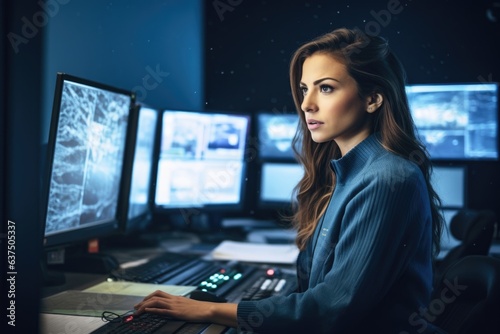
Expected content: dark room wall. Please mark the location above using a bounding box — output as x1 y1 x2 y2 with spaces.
41 0 204 142
3 1 205 332
204 0 500 223
205 0 499 110
3 0 44 332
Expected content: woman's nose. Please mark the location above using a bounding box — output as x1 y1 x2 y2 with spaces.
301 94 317 113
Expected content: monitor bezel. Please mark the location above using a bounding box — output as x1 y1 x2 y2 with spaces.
115 103 160 235
41 72 136 248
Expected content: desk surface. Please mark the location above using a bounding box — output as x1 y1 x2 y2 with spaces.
39 234 235 334
43 232 500 333
42 272 108 298
40 313 106 333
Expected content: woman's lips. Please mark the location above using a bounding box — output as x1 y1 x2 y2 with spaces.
307 119 323 130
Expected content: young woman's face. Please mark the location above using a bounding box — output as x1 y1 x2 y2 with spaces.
300 52 373 155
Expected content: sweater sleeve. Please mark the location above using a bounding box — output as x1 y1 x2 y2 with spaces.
237 163 432 333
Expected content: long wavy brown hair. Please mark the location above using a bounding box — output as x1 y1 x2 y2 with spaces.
289 27 444 257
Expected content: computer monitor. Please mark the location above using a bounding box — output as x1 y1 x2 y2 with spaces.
154 110 250 211
257 112 300 160
256 112 303 210
430 165 467 255
406 82 499 160
117 104 159 234
259 162 303 205
431 165 467 209
41 73 135 249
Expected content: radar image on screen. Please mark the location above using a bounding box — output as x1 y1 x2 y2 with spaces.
406 83 498 160
45 80 130 236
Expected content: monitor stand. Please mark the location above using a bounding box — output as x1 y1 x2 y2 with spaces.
192 213 247 244
61 251 120 274
46 241 120 275
103 232 164 248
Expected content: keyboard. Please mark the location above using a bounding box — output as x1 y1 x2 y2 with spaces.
110 253 255 293
223 267 297 302
103 252 297 333
109 252 297 301
90 312 224 334
109 252 202 284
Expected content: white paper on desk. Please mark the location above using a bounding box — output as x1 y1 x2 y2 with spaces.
211 240 299 264
41 284 196 317
83 281 196 297
40 313 106 333
40 290 144 317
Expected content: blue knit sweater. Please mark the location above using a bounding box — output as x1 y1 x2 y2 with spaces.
237 134 443 333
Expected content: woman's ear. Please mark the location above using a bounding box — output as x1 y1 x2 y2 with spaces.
366 93 384 113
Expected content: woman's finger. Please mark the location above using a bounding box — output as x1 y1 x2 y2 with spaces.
135 290 173 309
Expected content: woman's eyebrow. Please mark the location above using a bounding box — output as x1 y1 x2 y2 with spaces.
313 77 340 85
300 77 340 86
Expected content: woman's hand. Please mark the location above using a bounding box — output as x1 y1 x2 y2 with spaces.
134 290 238 328
134 290 210 321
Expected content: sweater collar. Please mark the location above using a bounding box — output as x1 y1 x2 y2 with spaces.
329 133 385 184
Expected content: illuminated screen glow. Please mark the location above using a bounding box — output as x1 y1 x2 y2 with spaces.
128 106 158 219
406 83 498 160
431 166 466 209
44 80 131 237
258 113 300 160
155 111 249 208
260 162 303 203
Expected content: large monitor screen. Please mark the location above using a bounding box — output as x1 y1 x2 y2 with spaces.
123 105 158 232
258 112 300 160
406 83 499 160
42 73 134 247
155 110 250 209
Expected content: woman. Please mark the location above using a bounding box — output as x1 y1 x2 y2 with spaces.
135 27 445 333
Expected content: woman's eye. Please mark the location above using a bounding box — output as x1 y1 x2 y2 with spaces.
300 87 308 95
320 85 334 93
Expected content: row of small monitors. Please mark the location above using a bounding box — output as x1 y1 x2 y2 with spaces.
258 163 466 207
41 73 496 248
125 84 478 223
259 83 500 161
